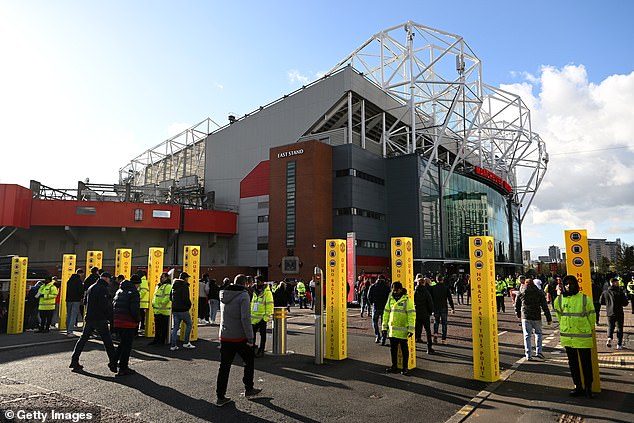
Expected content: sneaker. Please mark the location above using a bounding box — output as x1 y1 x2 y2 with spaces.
375 336 381 344
535 353 546 359
255 350 264 358
427 348 435 355
616 345 623 350
415 338 423 343
170 345 179 351
108 362 118 373
606 338 612 348
215 396 233 407
526 356 534 361
385 367 398 374
400 369 409 376
245 388 262 397
182 343 196 349
116 368 137 377
569 388 584 397
69 361 83 370
433 335 438 344
441 338 446 344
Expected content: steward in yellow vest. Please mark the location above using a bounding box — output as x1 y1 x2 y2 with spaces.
251 277 274 357
382 282 415 375
553 275 595 398
149 273 172 345
296 280 307 309
37 277 59 332
495 277 508 313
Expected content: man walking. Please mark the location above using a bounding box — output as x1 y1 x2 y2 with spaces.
627 276 634 314
515 277 552 360
215 274 262 407
112 277 141 376
69 272 117 372
65 269 85 336
414 275 435 354
208 278 221 324
367 275 390 345
170 272 196 351
431 275 455 344
251 275 274 357
599 277 629 350
495 275 507 313
382 282 415 375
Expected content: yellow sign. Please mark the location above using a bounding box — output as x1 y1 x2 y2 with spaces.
325 239 347 360
391 237 416 370
146 247 164 338
181 245 201 341
564 229 600 393
469 236 500 382
59 254 76 330
86 250 103 273
7 257 28 334
115 248 132 279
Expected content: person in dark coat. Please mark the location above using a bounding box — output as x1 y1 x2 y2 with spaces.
112 278 141 376
414 275 435 354
70 272 117 372
367 275 391 345
431 275 455 344
65 269 85 336
273 282 288 307
83 267 100 292
591 279 604 325
515 277 552 360
599 277 629 350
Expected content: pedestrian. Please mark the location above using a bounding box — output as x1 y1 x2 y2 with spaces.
148 272 172 346
208 278 221 324
273 281 288 307
359 279 371 317
215 274 262 407
296 279 307 309
455 276 465 305
37 276 58 333
431 275 455 344
382 282 415 375
69 272 117 372
25 281 42 330
591 279 603 325
553 275 595 398
112 277 141 376
367 275 390 345
515 277 552 360
198 274 210 324
65 269 85 336
51 276 61 328
599 277 629 350
495 275 507 313
309 278 316 309
83 267 100 292
137 270 149 334
414 275 435 354
251 275 274 357
170 272 196 351
626 276 634 314
465 275 471 305
285 281 294 311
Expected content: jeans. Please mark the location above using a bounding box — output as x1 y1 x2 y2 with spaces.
607 314 624 346
71 319 115 363
372 307 384 338
171 311 192 347
66 302 81 335
433 310 448 339
415 312 432 348
216 340 254 399
114 327 136 370
521 319 543 358
209 299 220 323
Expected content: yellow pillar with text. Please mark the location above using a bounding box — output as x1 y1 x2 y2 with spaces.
59 254 76 330
325 239 347 360
391 237 416 370
145 247 164 338
469 236 500 382
115 249 132 279
86 250 103 273
7 257 28 334
181 245 200 341
564 229 601 393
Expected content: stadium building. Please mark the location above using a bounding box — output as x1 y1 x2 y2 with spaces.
0 21 547 284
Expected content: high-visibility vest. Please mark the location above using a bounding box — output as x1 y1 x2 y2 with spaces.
554 293 595 348
382 294 415 339
139 276 150 309
152 283 172 316
38 282 58 311
296 282 306 297
627 281 634 295
251 286 274 324
495 280 506 296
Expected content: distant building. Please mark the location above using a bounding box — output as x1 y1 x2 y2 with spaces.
588 238 622 264
538 255 550 263
548 245 561 262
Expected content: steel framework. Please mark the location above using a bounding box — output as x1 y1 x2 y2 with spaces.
328 21 547 222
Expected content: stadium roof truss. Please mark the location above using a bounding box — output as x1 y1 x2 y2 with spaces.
328 21 548 223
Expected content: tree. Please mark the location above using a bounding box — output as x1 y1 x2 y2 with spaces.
598 256 612 274
616 244 634 273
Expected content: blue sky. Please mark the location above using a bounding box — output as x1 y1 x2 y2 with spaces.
1 0 633 259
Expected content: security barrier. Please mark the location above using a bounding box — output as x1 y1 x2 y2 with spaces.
272 307 287 355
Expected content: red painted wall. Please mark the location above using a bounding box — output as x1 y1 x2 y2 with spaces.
183 209 237 235
240 161 270 198
0 184 32 228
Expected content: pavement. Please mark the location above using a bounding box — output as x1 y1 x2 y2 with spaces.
0 298 632 423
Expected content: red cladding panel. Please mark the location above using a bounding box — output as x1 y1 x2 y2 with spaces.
183 209 237 235
0 184 32 228
240 161 270 198
357 256 390 267
30 200 181 229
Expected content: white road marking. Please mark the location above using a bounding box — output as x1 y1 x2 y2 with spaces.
498 331 508 336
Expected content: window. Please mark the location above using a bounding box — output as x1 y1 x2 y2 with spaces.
152 210 171 218
335 207 385 220
134 209 143 221
76 206 96 215
257 236 268 250
258 201 269 209
335 168 384 185
286 161 296 247
257 215 269 223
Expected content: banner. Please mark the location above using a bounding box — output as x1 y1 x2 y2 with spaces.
86 250 103 273
325 239 347 360
346 232 356 302
115 248 132 279
7 257 28 334
469 236 500 382
564 229 600 393
181 245 201 341
59 254 76 330
391 237 416 370
145 247 164 338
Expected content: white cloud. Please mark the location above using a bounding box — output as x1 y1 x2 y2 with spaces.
213 82 224 90
501 65 634 253
287 69 310 85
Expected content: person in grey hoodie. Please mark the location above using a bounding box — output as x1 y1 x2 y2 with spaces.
215 274 262 407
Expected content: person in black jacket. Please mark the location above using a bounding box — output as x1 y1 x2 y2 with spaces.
65 269 85 336
208 278 221 324
599 277 629 350
70 272 117 372
367 275 391 345
431 275 455 344
170 272 196 351
83 267 100 292
273 282 288 307
414 275 435 354
515 277 552 360
112 278 140 376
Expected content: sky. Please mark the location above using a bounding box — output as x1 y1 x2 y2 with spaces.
1 0 633 259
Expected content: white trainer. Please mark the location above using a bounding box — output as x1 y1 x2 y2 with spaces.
182 343 196 349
